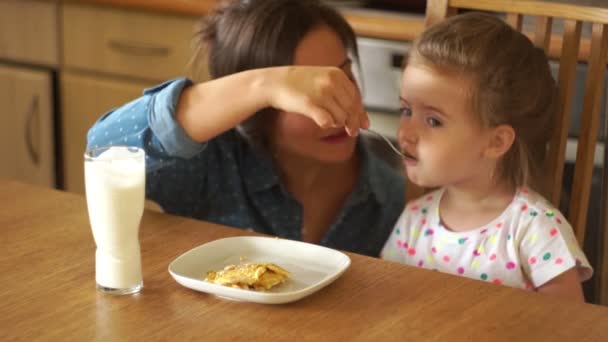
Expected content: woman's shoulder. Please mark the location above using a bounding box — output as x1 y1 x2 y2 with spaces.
360 141 404 182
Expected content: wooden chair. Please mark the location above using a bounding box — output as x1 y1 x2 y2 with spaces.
416 0 608 303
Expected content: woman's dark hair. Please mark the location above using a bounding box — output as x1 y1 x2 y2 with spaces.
190 0 359 148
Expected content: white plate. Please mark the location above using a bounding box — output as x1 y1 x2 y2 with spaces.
168 236 351 304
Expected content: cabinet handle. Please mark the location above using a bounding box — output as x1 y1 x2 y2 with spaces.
25 95 40 167
108 40 171 57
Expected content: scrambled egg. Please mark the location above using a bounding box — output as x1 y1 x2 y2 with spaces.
204 263 290 291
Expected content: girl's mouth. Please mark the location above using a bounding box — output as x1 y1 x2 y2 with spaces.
321 131 350 144
402 149 417 162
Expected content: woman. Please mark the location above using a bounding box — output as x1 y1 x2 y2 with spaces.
86 0 405 256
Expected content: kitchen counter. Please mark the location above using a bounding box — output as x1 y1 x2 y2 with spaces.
63 0 426 42
62 0 217 17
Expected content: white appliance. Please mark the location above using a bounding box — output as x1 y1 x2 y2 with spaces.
354 37 408 170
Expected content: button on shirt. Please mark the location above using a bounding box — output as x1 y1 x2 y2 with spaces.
87 78 405 257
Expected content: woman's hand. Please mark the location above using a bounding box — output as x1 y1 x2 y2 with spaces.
261 66 369 136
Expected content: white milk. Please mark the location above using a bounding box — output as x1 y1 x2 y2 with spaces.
85 146 145 291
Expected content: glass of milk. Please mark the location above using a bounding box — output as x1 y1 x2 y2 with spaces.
84 146 145 295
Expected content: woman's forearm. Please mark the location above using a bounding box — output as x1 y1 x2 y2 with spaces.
175 65 368 142
175 69 270 143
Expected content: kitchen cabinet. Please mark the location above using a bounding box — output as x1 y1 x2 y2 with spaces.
60 3 202 193
0 0 58 188
62 3 199 81
0 0 59 67
0 64 55 187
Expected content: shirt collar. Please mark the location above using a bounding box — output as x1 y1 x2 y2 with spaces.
354 139 388 204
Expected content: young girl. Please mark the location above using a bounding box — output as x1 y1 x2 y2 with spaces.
86 0 405 257
381 12 592 301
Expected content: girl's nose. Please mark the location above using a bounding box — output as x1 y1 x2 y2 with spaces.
398 116 418 146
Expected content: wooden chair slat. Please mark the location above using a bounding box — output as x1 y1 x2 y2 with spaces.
601 118 608 305
534 16 553 52
569 23 608 245
545 19 582 206
506 13 524 31
425 0 454 27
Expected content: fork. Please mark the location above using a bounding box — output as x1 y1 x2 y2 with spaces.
362 128 404 159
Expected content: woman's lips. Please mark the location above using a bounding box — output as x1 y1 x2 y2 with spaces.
321 131 350 144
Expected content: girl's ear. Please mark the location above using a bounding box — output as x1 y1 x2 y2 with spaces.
485 125 515 159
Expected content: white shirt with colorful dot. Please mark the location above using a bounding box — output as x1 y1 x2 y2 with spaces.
381 188 592 290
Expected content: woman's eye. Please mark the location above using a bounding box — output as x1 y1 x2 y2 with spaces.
426 117 442 127
400 107 412 117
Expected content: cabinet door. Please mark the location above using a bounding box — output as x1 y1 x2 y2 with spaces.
0 64 55 187
61 72 153 193
62 3 199 81
0 0 59 66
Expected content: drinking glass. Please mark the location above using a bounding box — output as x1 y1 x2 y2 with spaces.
84 146 145 295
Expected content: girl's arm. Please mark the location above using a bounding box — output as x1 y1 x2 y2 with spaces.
537 268 585 302
176 66 368 143
518 202 592 303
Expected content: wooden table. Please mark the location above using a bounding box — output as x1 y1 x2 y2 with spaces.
2 180 608 341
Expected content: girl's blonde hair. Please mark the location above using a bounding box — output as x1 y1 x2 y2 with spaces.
407 12 558 191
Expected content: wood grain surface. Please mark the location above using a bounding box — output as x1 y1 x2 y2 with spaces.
2 180 608 341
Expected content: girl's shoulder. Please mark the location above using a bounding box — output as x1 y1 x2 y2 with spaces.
506 187 572 233
511 188 562 217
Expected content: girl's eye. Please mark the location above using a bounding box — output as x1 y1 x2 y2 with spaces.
400 107 412 117
426 117 442 127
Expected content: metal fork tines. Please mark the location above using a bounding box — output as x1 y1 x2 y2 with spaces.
362 128 404 159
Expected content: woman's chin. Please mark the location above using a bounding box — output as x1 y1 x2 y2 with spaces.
317 144 357 163
317 152 355 164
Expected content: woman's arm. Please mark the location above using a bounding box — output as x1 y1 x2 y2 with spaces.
87 79 202 169
175 66 368 143
537 268 585 302
88 66 367 169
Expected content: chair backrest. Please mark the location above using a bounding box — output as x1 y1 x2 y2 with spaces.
407 0 608 247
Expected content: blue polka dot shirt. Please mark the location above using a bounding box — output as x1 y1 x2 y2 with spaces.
86 78 405 257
